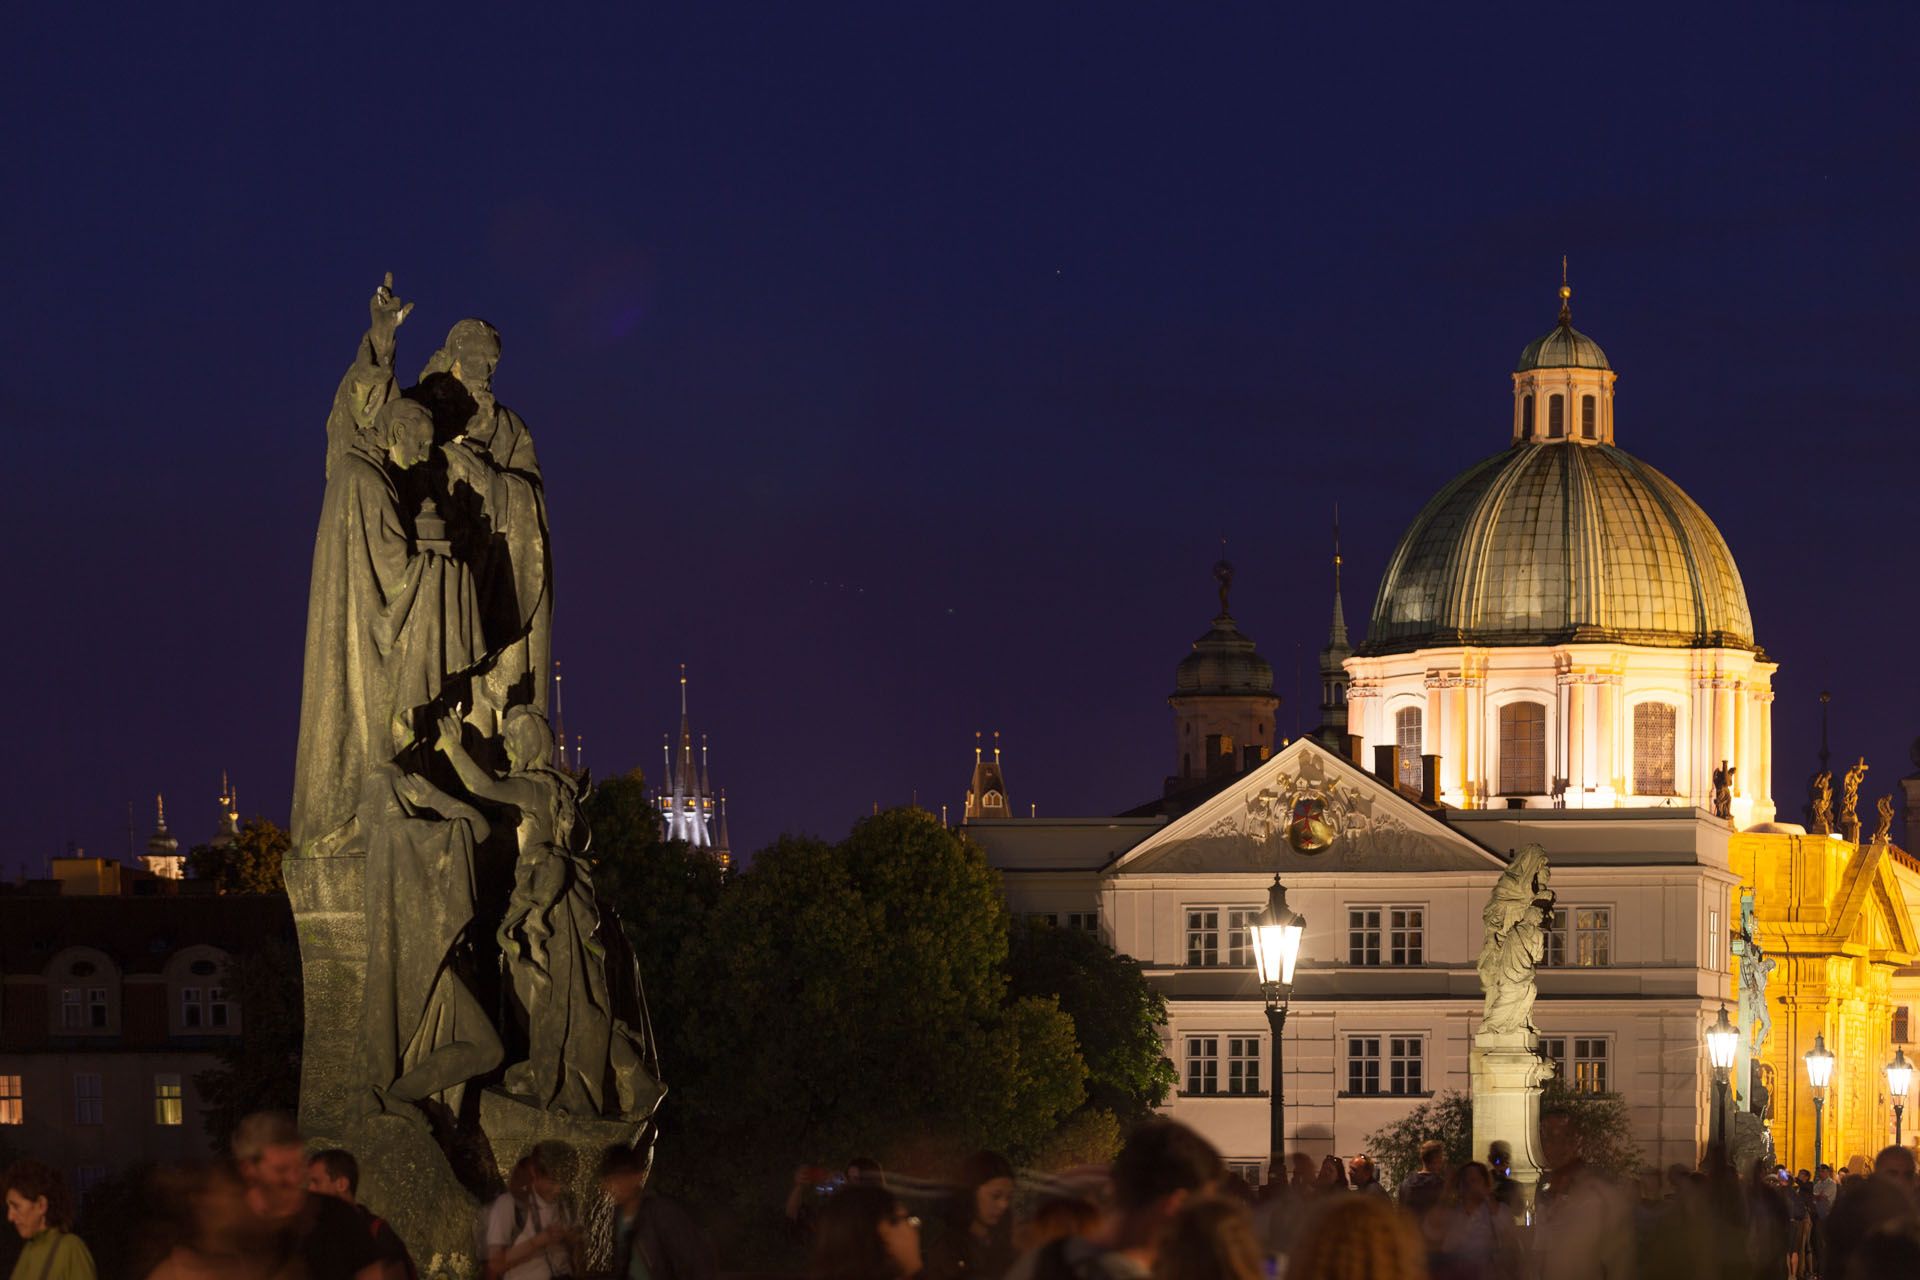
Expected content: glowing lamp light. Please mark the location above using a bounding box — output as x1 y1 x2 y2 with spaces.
1249 875 1305 988
1706 1005 1739 1073
1887 1048 1913 1101
1805 1034 1836 1090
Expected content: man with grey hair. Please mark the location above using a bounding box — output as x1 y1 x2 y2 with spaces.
233 1112 387 1280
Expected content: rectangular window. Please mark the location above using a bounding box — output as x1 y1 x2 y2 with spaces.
73 1074 102 1126
209 989 231 1029
1896 1007 1911 1045
1581 394 1597 439
1545 909 1568 967
0 1076 20 1125
1227 1161 1265 1187
1548 394 1565 437
1347 1036 1382 1095
154 1074 183 1126
1227 1036 1261 1095
182 987 203 1029
1499 702 1547 795
1707 909 1722 972
1572 1038 1610 1093
1065 913 1099 935
1390 907 1424 966
1185 1037 1219 1094
1538 1035 1568 1081
87 988 108 1030
59 988 83 1030
1226 908 1257 967
1633 702 1677 795
1574 909 1611 967
1186 909 1220 967
1349 907 1382 966
1390 1037 1425 1095
1395 708 1423 789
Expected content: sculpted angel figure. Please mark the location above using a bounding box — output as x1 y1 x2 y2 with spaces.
1811 772 1833 834
1876 794 1896 846
1477 844 1555 1035
1842 757 1869 829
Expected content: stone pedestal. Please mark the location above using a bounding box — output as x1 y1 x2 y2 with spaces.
1470 1028 1551 1203
481 1089 647 1270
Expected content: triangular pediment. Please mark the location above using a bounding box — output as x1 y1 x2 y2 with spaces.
1836 841 1920 963
1111 738 1507 876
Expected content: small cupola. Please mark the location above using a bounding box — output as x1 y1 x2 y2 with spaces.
1511 264 1618 446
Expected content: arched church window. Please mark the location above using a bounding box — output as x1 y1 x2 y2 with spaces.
984 790 1003 810
1632 702 1677 795
1581 395 1596 439
1394 708 1423 789
1498 702 1546 795
1548 395 1565 438
1521 394 1535 438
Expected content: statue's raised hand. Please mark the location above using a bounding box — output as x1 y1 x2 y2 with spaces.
369 272 414 344
433 709 464 755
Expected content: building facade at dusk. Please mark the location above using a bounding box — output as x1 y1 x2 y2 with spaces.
971 288 1920 1179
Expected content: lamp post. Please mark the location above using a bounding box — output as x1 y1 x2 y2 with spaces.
1249 874 1305 1181
1887 1048 1912 1148
1805 1033 1835 1172
1706 1005 1739 1165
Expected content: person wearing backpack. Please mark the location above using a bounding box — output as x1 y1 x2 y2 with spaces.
485 1155 578 1280
3 1161 96 1280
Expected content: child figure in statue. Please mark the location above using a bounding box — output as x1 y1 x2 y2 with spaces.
435 707 652 1119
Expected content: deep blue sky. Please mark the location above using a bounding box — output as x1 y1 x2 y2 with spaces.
4 6 1917 870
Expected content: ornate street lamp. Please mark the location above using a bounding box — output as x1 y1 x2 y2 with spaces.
1805 1033 1836 1171
1706 1005 1739 1162
1887 1048 1912 1148
1249 874 1305 1180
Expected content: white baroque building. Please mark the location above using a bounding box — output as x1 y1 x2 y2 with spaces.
967 285 1918 1181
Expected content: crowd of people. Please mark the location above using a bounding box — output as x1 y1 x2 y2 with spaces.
9 1108 1920 1280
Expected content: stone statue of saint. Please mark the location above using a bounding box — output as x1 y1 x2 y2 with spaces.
1811 772 1834 835
1875 794 1895 846
1712 761 1736 820
1735 895 1774 1063
435 707 656 1119
1841 757 1869 832
1477 845 1555 1035
291 390 486 855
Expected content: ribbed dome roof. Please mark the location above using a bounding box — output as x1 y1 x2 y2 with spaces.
1362 443 1754 655
1517 322 1611 372
1174 615 1275 697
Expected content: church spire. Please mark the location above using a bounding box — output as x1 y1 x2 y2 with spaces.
656 666 727 861
1558 255 1572 327
1314 507 1353 750
1328 505 1349 651
142 793 184 880
212 772 240 847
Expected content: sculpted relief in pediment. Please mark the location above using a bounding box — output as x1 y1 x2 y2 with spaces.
1153 755 1434 872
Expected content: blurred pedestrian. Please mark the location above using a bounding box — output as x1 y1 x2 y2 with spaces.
307 1149 416 1280
1744 1159 1789 1280
811 1184 922 1280
1532 1107 1632 1280
484 1154 577 1280
926 1152 1017 1280
599 1142 715 1280
1153 1198 1263 1280
3 1162 95 1280
1347 1158 1389 1201
1399 1144 1448 1216
233 1112 383 1280
1286 1194 1425 1280
1823 1145 1920 1280
1318 1158 1350 1194
1432 1162 1519 1280
1022 1198 1098 1253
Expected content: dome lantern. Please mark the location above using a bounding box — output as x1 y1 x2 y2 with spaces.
1511 263 1618 446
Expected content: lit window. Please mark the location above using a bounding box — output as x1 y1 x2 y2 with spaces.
1186 910 1220 966
0 1076 20 1125
1226 908 1257 967
1390 907 1424 966
1186 1037 1219 1094
1498 702 1546 795
1349 907 1382 966
1572 1038 1610 1093
1581 395 1596 439
1394 709 1423 789
1545 908 1611 967
1633 703 1677 795
1390 1037 1425 1095
73 1074 102 1126
1347 1037 1381 1095
1548 394 1565 437
1895 1007 1911 1044
59 989 83 1030
1708 909 1722 972
1227 1037 1261 1095
154 1074 183 1126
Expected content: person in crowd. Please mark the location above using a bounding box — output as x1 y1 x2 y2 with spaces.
1484 1146 1521 1221
307 1149 417 1280
1845 1222 1920 1276
926 1152 1017 1280
4 1162 95 1280
1398 1143 1448 1216
1287 1154 1319 1193
1823 1145 1919 1280
1022 1197 1098 1253
789 1160 887 1240
233 1112 385 1280
484 1154 577 1280
1744 1159 1790 1280
1286 1194 1424 1280
599 1142 715 1280
1781 1168 1810 1280
1004 1120 1223 1280
1532 1107 1633 1280
1316 1158 1350 1194
1430 1161 1519 1280
1808 1163 1838 1277
1346 1157 1389 1201
1152 1197 1263 1280
811 1184 922 1280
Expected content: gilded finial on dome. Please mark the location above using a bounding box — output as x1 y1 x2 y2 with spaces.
1558 255 1572 327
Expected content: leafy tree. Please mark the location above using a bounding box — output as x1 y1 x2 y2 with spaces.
1538 1076 1641 1177
1006 920 1177 1126
185 817 290 894
194 933 303 1149
1364 1079 1643 1188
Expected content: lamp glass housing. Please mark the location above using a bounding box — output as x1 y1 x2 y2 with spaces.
1249 878 1304 988
1805 1034 1836 1089
1887 1049 1913 1101
1706 1006 1739 1072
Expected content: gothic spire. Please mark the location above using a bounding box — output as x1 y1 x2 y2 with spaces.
1328 504 1349 651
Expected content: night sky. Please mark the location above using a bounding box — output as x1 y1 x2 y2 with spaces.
5 6 1918 872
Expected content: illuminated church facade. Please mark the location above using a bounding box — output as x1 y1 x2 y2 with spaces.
970 283 1920 1180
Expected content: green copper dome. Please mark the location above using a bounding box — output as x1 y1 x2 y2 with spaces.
1361 443 1754 655
1516 322 1611 372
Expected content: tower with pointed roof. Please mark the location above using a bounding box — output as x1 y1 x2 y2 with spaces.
657 666 729 867
1314 511 1353 750
142 795 184 879
1165 558 1279 796
210 772 241 847
964 732 1011 821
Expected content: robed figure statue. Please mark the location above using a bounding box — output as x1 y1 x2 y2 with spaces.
1477 845 1555 1035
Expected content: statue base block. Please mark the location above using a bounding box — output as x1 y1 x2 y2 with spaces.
480 1088 648 1271
1470 1028 1552 1203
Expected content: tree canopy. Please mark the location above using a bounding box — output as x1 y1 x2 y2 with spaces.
185 817 290 894
1365 1079 1642 1187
